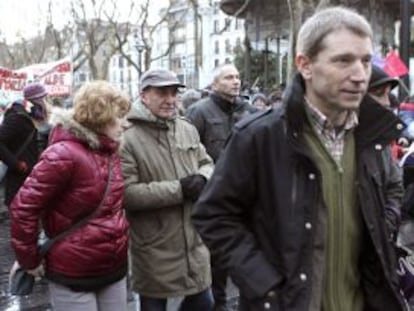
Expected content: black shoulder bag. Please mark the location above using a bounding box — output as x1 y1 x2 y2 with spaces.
9 157 114 296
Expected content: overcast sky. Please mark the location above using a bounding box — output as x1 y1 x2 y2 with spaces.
0 0 163 43
0 1 69 42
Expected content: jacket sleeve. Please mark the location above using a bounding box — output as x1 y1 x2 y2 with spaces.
185 105 205 139
120 139 184 211
193 130 214 180
10 144 74 270
382 147 403 235
192 127 282 301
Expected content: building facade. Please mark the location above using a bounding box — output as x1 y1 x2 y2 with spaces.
151 0 245 89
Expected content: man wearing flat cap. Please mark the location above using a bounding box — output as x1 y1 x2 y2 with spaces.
121 69 214 311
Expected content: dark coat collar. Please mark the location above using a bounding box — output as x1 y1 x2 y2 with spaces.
210 92 235 113
210 92 254 114
284 72 405 151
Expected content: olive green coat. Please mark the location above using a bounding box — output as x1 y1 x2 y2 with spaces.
121 101 213 298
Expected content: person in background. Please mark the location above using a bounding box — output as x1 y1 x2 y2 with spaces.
121 69 214 311
251 93 270 111
193 6 406 311
181 89 202 112
368 64 400 109
269 90 284 109
186 64 256 162
10 81 131 311
185 64 257 311
367 64 406 161
0 82 49 207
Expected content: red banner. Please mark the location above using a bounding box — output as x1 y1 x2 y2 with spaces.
0 58 73 104
383 50 409 77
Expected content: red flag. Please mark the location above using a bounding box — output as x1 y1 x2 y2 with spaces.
383 50 409 77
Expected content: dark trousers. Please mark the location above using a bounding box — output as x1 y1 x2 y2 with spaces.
212 262 228 310
140 288 214 311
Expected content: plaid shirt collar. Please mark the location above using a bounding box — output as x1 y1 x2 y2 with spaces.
305 98 359 163
305 98 359 138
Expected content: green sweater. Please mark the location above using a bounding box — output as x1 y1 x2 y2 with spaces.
304 125 364 311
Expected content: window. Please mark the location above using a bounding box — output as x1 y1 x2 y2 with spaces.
171 57 182 70
213 20 219 33
175 27 186 42
236 37 241 47
225 39 231 53
118 57 124 68
214 59 219 68
213 2 219 14
215 41 219 54
235 19 242 30
224 18 231 31
225 58 231 64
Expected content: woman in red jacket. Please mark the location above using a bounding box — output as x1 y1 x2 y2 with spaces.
10 80 130 311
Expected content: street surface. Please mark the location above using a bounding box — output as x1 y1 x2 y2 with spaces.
0 199 238 310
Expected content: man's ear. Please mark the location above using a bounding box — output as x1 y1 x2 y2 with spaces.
140 91 147 104
295 54 312 80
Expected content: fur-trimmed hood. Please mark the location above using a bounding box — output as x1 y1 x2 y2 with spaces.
48 107 119 153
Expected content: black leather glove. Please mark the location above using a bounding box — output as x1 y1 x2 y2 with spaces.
180 174 207 202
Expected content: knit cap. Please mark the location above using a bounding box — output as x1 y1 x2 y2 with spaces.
23 83 48 103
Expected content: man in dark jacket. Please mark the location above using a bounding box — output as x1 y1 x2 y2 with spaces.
186 64 256 310
193 6 407 311
186 64 256 162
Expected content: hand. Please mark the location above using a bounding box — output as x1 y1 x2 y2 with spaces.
9 261 44 284
180 174 207 202
27 263 45 278
17 161 28 173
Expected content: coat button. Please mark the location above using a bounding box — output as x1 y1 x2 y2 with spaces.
305 222 312 230
374 144 382 150
308 173 315 180
264 302 271 309
396 123 404 130
299 273 307 281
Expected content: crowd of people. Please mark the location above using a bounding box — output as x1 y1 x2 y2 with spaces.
3 5 414 311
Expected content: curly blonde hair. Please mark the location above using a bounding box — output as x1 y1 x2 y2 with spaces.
73 80 131 132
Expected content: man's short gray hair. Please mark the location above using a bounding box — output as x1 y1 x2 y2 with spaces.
211 64 238 83
297 6 373 60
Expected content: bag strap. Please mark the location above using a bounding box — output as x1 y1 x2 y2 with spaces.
15 130 35 158
39 157 114 256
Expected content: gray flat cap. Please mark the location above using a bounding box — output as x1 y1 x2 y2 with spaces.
140 69 185 92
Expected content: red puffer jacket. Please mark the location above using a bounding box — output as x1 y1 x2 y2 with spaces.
10 112 129 284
